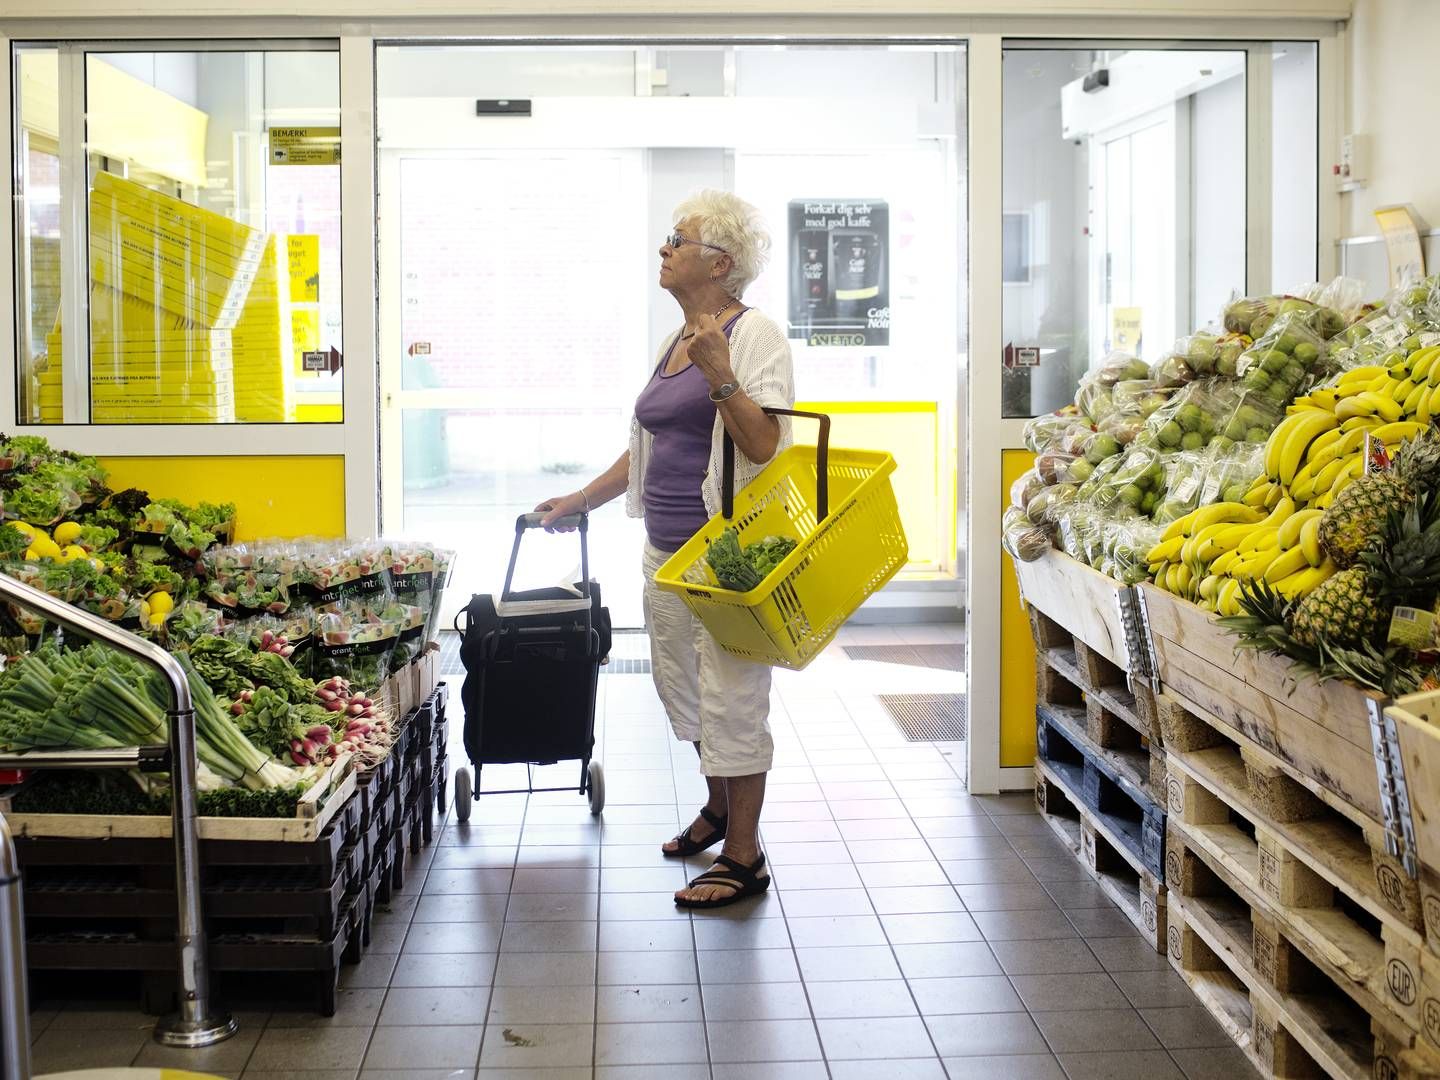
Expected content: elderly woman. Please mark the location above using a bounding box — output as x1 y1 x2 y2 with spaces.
538 190 794 909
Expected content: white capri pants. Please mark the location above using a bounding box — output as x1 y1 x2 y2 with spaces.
641 541 774 777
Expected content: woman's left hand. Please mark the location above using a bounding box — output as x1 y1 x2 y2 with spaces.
688 313 737 392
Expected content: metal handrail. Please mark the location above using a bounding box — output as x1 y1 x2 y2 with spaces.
0 812 30 1080
0 572 236 1065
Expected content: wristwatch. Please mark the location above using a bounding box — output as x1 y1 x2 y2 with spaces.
708 381 741 403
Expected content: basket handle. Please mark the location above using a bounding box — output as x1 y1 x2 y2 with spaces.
721 407 831 522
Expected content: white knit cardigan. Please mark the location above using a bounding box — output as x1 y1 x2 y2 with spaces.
626 308 796 524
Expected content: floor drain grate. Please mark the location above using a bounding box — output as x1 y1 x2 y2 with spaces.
603 658 652 675
878 693 968 742
844 645 965 671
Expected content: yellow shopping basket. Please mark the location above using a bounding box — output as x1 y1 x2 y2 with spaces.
654 408 909 670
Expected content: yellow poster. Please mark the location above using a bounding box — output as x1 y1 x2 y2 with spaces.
292 309 321 378
269 127 341 166
1113 306 1143 355
287 236 320 303
1375 205 1426 288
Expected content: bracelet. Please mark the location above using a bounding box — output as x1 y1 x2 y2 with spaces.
578 487 592 512
708 381 741 404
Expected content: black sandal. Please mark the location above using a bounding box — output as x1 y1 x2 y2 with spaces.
675 853 771 909
663 806 727 858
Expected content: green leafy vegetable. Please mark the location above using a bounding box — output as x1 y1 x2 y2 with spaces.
704 529 798 591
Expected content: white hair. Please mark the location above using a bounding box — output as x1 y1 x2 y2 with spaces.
673 190 771 298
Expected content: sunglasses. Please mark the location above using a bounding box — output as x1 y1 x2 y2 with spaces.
665 231 729 255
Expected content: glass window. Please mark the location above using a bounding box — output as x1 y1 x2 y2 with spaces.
1001 47 1251 418
12 44 341 424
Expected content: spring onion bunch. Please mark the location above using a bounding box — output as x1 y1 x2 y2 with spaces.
0 640 296 789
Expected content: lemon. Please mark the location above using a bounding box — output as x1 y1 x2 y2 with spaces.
23 547 39 561
9 522 36 538
148 591 175 615
62 545 87 562
53 522 82 545
30 536 61 560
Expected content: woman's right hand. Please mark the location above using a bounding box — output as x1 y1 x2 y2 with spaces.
535 490 589 532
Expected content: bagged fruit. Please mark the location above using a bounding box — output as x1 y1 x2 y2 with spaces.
1025 482 1079 526
1023 411 1091 455
1107 519 1165 586
1092 351 1153 388
1235 311 1327 407
1035 449 1079 485
1137 377 1239 455
1199 441 1266 507
1152 450 1210 524
1003 506 1053 563
1009 468 1048 514
1089 444 1167 517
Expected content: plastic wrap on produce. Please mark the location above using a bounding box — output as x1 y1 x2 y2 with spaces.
1200 442 1267 507
1153 449 1210 524
1003 505 1053 563
1135 377 1239 455
1009 468 1047 514
1023 410 1091 455
1086 443 1166 517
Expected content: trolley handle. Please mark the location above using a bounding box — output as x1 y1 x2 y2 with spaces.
501 511 591 607
721 407 831 522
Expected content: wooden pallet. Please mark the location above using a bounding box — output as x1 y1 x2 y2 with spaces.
1037 703 1165 879
1167 788 1440 1080
1032 609 1164 789
1166 885 1424 1080
1158 691 1422 939
1034 759 1166 952
1139 582 1385 824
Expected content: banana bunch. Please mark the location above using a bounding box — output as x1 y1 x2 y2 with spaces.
1148 343 1440 613
1247 350 1440 514
1146 497 1336 615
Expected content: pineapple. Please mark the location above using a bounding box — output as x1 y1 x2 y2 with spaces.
1288 567 1383 648
1319 428 1440 567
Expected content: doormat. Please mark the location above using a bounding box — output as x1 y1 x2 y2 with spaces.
844 644 965 671
878 693 968 742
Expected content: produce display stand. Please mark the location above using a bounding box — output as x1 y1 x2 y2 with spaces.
1014 548 1440 1079
0 660 450 1019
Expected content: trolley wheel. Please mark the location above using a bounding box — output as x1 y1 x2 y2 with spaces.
587 760 605 816
454 766 473 822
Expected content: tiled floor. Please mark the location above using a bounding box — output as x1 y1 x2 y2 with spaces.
25 622 1255 1079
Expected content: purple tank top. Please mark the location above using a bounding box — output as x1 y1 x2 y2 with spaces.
635 313 743 551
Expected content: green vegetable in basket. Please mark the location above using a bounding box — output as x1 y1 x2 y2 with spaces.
705 529 800 591
747 535 798 578
706 528 762 592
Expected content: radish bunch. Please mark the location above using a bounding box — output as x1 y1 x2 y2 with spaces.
257 629 295 659
315 676 393 766
289 724 337 767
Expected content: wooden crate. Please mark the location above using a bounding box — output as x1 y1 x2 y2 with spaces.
1034 760 1166 953
0 758 357 843
1139 583 1385 825
1014 548 1133 671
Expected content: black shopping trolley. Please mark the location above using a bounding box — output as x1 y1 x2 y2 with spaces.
452 512 610 821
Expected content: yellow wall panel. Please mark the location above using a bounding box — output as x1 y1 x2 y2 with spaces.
1001 449 1038 768
794 401 943 567
97 456 346 541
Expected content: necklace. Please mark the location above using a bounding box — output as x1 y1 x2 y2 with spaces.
680 298 738 340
